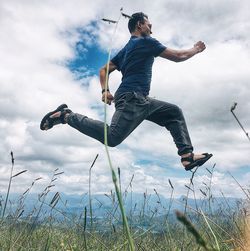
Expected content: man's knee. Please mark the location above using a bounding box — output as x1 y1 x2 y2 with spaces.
108 141 119 147
107 136 123 147
171 105 183 117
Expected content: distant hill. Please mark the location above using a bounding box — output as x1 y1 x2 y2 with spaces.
5 192 243 219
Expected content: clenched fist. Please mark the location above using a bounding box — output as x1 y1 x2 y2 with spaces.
102 91 114 105
194 41 206 53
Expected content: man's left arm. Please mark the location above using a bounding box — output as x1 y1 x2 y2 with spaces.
159 41 206 62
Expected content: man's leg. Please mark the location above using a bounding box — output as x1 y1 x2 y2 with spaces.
67 92 150 147
146 97 193 155
145 97 212 169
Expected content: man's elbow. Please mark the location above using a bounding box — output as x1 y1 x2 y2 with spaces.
160 51 184 63
175 57 187 63
172 57 183 63
99 66 106 75
170 55 184 63
173 52 190 62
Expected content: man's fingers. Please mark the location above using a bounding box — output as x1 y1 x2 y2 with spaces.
102 98 112 105
194 41 206 53
102 92 114 105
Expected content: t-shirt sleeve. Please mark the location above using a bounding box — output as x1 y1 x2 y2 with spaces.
110 49 124 71
147 37 166 57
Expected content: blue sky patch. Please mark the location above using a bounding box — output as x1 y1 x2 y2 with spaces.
67 24 109 79
68 42 108 79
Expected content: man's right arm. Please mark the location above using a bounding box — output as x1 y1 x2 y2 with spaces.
159 41 206 62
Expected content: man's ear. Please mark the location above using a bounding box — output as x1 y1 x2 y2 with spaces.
137 21 142 30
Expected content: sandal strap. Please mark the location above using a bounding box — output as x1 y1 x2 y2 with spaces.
181 153 194 162
60 108 72 124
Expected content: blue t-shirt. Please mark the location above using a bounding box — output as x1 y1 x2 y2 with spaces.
111 36 166 96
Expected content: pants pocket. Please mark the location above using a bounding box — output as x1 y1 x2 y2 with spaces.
115 92 134 109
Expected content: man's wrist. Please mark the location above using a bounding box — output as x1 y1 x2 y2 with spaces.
193 46 201 54
102 88 110 93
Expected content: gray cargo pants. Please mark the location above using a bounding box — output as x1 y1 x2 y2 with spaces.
67 92 193 156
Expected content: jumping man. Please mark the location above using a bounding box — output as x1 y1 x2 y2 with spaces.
40 12 213 171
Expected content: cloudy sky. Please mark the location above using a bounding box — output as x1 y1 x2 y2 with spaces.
0 0 250 199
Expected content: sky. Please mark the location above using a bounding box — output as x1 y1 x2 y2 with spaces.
0 0 250 199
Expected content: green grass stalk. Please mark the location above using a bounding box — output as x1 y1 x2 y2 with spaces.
2 151 15 219
200 208 220 251
83 206 88 250
207 164 216 213
103 10 135 251
176 210 212 251
89 154 98 228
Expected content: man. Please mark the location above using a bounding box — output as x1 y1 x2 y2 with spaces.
40 12 212 171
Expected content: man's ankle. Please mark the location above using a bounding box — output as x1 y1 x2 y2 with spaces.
64 113 70 123
181 152 192 158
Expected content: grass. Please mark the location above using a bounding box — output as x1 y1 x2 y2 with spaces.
0 152 249 250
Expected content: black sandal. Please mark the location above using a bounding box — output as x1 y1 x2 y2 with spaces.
181 153 213 171
40 104 71 130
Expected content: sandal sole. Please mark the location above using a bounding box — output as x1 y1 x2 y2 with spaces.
185 153 213 171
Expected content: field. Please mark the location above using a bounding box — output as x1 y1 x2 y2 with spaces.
0 153 249 251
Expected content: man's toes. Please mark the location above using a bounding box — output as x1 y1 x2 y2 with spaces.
50 111 61 118
43 121 49 130
195 154 205 161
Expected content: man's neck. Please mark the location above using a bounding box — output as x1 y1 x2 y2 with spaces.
130 31 142 37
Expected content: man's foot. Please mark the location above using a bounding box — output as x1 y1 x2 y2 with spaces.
40 104 72 131
181 152 213 171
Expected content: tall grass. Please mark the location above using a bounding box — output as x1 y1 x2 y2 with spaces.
0 152 249 250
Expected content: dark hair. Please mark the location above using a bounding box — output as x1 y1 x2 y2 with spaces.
128 12 148 33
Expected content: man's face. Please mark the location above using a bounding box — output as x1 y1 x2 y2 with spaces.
139 18 152 36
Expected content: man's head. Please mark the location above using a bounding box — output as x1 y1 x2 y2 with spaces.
128 12 152 36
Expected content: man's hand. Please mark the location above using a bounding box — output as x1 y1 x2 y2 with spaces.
194 41 206 53
102 91 114 105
